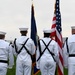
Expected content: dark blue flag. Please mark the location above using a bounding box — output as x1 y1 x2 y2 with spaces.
31 4 40 75
31 4 37 46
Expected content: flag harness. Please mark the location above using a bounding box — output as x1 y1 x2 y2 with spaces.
65 38 69 54
37 39 55 62
65 38 75 57
14 38 32 58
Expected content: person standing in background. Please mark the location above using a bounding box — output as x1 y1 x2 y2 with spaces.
0 31 14 75
63 26 75 75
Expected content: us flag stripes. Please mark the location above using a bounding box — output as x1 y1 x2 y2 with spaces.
51 0 63 75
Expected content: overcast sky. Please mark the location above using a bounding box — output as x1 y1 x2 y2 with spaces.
0 0 75 40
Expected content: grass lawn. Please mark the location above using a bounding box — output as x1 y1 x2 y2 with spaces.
7 65 16 75
7 66 68 75
64 68 68 75
7 56 16 75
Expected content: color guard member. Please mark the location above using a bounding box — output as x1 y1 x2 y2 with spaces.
13 27 35 75
36 29 59 75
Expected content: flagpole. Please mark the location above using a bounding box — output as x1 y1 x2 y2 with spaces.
31 0 33 5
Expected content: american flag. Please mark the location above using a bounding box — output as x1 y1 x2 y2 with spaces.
51 0 63 75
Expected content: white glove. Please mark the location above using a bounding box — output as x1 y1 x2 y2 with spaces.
36 62 40 69
8 65 13 69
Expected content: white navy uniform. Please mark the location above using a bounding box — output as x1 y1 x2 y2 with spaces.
36 29 59 75
13 27 35 75
0 31 14 75
63 34 75 75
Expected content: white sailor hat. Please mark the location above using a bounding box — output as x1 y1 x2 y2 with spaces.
71 26 75 29
19 27 28 31
43 29 53 33
0 31 6 35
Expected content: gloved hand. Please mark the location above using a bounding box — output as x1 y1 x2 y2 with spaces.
36 62 40 69
8 66 13 69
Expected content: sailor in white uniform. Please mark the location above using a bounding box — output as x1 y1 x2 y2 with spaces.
0 31 14 75
36 29 59 75
63 26 75 75
13 27 35 75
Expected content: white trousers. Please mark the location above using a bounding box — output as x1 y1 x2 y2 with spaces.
0 63 7 75
68 57 75 75
16 59 32 75
40 58 56 75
